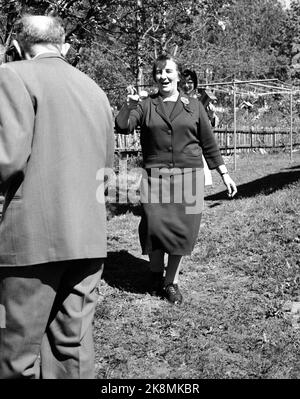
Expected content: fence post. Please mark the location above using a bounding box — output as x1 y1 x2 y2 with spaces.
290 91 293 162
233 81 237 170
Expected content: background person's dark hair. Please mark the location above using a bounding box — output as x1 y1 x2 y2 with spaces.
182 69 198 90
152 53 182 82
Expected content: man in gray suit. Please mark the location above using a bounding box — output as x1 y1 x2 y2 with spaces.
0 15 114 378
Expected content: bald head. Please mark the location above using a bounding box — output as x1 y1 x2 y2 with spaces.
14 15 65 57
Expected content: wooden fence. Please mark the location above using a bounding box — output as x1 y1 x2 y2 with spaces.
114 127 300 155
1 127 299 213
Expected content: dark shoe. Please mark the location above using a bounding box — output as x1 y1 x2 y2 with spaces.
149 272 164 296
164 283 183 305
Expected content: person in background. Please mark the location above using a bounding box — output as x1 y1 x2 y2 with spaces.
182 68 219 127
181 69 198 99
0 15 114 379
115 54 237 305
181 68 213 185
199 89 220 128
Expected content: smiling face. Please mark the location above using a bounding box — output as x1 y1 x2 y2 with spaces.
182 75 195 96
155 59 180 98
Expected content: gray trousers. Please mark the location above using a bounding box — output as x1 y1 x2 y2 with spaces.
0 258 103 379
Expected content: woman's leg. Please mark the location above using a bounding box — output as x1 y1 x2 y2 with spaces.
164 255 182 285
148 249 165 273
164 255 183 304
148 250 165 296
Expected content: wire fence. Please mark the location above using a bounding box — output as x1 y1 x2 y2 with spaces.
114 127 300 156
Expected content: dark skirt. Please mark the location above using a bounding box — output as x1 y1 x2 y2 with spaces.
138 167 204 255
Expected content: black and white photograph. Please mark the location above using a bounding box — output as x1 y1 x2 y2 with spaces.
0 0 299 388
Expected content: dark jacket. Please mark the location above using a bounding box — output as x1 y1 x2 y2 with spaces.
115 92 223 169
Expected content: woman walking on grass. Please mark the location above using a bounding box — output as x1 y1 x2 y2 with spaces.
115 53 237 305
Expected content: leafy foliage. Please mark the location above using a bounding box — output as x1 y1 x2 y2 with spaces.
0 1 300 95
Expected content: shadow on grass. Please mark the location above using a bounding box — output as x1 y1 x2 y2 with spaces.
103 250 151 294
106 165 300 210
106 202 142 219
205 165 300 201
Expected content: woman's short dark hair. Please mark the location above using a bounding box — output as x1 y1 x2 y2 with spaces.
182 69 198 89
152 53 182 82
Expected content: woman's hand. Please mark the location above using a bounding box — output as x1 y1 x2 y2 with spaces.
115 85 140 129
221 173 237 198
126 85 140 110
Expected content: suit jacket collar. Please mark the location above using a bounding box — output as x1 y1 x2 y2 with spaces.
32 52 67 62
151 91 191 126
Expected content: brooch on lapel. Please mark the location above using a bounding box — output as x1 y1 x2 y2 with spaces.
180 97 189 105
180 96 193 114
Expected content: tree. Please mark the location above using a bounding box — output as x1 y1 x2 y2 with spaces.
287 0 300 84
0 0 298 95
178 0 290 83
86 0 207 90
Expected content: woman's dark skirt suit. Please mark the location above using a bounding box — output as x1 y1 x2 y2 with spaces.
115 92 224 256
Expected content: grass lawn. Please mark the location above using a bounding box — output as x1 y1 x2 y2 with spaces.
94 150 300 379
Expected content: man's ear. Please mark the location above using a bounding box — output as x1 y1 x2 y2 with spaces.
12 40 23 59
61 43 70 57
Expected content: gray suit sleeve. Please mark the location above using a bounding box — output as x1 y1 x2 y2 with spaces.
0 65 34 188
103 97 115 169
